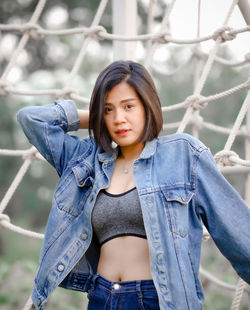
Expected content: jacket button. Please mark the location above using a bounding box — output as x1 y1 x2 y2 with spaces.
81 233 88 240
181 197 186 203
89 195 93 201
37 299 41 306
57 264 64 272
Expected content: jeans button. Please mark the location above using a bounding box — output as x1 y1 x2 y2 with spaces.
113 283 120 290
181 196 186 203
57 264 64 272
81 233 87 240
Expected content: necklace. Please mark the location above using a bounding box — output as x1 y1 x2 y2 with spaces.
123 168 129 174
118 157 134 174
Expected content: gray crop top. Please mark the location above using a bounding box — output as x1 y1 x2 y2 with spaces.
91 187 147 246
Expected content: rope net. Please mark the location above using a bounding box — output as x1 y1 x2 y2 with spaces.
0 0 249 309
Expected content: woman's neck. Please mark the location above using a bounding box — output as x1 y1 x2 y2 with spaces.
119 142 145 161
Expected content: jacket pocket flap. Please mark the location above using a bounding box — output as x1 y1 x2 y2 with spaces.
163 188 194 205
72 165 93 187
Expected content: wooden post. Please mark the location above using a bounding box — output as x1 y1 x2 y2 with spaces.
112 0 137 61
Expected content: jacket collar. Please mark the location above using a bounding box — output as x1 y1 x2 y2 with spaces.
98 150 117 163
98 139 157 163
139 139 157 159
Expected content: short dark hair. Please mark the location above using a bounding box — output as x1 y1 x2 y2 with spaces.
89 60 163 153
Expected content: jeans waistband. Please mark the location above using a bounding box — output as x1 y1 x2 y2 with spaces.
91 273 156 292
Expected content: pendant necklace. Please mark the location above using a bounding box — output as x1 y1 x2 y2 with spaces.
123 168 129 174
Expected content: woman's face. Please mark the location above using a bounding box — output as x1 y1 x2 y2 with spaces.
104 82 146 151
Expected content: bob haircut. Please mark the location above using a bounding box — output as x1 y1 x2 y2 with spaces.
89 60 163 153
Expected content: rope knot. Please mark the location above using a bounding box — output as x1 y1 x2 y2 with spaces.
214 150 239 167
23 147 39 161
0 80 12 96
22 23 43 39
0 213 10 224
85 25 106 40
185 95 207 111
155 31 170 44
212 26 236 43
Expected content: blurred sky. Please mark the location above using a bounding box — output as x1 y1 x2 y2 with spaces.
1 0 249 84
166 0 250 59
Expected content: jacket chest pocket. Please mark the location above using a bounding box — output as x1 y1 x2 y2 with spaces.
162 189 194 238
55 165 94 217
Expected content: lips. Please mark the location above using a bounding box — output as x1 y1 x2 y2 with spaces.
115 129 130 136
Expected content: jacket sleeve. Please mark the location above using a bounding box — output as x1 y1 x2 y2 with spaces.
195 148 250 284
17 99 90 176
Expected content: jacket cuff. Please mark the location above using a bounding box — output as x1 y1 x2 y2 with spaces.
55 99 80 132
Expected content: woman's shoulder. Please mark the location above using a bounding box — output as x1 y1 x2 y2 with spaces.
157 133 208 153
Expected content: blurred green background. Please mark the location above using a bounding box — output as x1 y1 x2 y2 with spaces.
0 0 249 309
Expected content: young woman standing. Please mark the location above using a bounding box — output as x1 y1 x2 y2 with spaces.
17 61 250 310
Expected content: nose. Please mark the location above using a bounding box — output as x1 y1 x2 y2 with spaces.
113 108 125 124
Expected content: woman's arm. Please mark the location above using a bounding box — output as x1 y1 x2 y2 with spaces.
196 149 250 284
77 109 89 129
17 100 91 176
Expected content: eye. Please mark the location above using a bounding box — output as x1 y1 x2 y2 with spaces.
124 104 134 110
104 106 113 114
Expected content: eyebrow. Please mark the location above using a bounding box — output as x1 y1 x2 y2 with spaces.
105 97 137 105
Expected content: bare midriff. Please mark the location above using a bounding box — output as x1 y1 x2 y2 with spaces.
97 235 152 282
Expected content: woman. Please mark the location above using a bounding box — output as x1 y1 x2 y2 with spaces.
17 60 250 310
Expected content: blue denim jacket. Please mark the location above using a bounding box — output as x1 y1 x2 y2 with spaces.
17 100 250 310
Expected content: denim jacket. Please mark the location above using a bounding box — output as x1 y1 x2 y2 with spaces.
17 100 250 310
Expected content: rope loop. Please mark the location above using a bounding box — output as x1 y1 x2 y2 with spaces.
21 23 43 39
184 95 207 111
214 150 240 167
84 25 106 40
0 80 12 96
212 26 236 43
0 213 11 224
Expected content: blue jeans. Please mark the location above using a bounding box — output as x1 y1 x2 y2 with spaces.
87 273 160 310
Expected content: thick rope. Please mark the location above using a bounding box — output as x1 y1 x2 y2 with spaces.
0 214 44 239
1 22 249 45
145 0 177 69
0 158 33 214
62 0 109 94
224 92 250 152
230 279 247 310
1 0 47 81
22 296 33 310
177 0 240 133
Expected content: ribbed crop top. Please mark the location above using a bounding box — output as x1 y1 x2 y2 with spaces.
91 187 147 246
